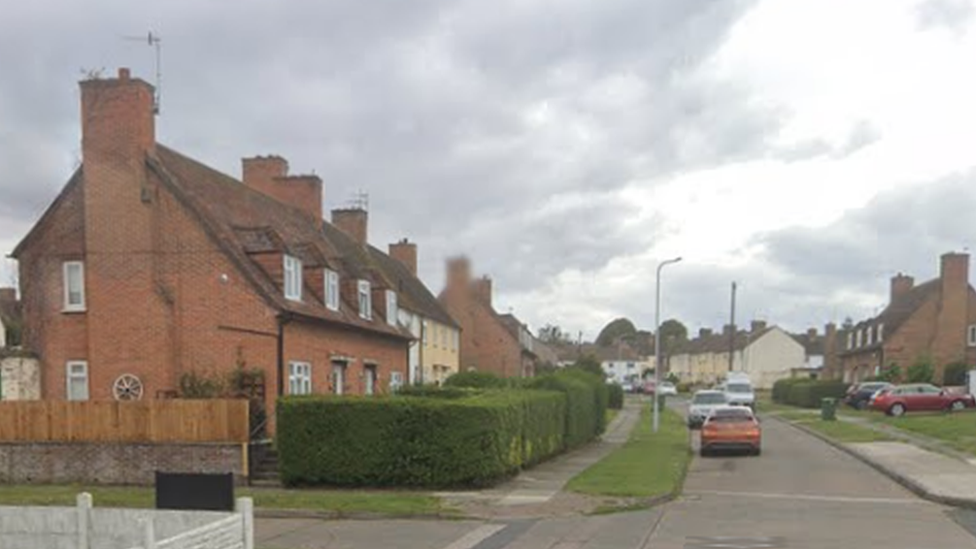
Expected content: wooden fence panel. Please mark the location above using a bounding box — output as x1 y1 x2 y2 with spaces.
0 400 248 443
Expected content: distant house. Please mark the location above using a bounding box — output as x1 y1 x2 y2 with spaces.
0 288 21 348
439 258 536 377
9 68 454 429
835 252 976 383
669 321 805 389
790 326 834 379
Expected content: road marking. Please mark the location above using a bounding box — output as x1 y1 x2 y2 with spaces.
441 524 507 549
685 489 924 505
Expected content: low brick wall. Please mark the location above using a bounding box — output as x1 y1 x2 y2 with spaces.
0 442 246 485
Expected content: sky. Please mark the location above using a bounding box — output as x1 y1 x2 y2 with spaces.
2 0 976 340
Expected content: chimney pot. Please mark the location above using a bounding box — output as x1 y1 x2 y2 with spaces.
389 239 418 276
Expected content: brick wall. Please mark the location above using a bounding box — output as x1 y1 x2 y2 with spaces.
0 442 244 485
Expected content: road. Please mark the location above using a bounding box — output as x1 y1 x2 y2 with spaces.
257 413 976 549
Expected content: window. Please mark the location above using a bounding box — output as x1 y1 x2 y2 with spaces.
63 261 86 311
331 362 346 395
364 365 377 396
423 320 429 345
866 327 873 346
969 325 976 347
846 333 853 350
288 362 311 395
386 290 398 326
283 255 302 301
66 361 89 401
358 280 372 319
855 329 862 348
878 323 884 342
325 269 340 311
390 371 403 392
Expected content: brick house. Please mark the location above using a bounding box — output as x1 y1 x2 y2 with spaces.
10 68 453 430
0 288 20 348
438 257 536 377
836 252 976 383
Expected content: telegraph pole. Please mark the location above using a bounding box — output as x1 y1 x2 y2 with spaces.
728 282 737 373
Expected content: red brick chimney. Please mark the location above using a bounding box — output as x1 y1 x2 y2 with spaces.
331 208 368 245
389 239 418 276
472 276 493 307
242 156 323 222
890 273 914 303
940 252 969 291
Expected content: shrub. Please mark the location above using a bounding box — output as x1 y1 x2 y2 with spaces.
178 371 224 399
943 361 970 386
396 385 475 399
772 378 806 403
607 383 624 410
443 371 507 389
277 390 565 488
907 359 934 384
526 370 608 447
784 380 849 408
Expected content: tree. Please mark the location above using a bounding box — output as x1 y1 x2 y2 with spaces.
876 363 901 383
943 361 969 386
907 355 935 384
596 318 637 346
538 324 572 344
658 319 688 355
570 354 604 378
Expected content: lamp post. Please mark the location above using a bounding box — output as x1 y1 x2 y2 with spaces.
654 256 682 433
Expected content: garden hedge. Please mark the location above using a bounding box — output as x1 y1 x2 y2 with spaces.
608 383 624 410
443 370 508 389
277 390 566 488
526 370 608 448
773 379 848 408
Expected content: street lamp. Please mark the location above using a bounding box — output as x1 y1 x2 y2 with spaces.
654 256 682 433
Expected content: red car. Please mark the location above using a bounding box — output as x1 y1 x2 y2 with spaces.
870 383 975 416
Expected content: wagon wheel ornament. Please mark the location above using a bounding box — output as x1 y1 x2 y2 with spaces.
113 374 144 401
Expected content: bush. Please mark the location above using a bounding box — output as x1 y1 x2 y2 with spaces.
943 362 970 386
443 371 508 389
277 390 566 488
178 371 224 399
907 360 934 384
526 370 608 447
783 380 849 408
608 383 624 410
772 378 806 403
396 385 475 399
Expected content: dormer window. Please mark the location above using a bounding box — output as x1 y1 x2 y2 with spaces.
358 280 372 319
325 269 340 311
386 290 398 326
283 255 302 301
855 329 863 348
847 333 853 350
866 327 874 346
878 323 884 342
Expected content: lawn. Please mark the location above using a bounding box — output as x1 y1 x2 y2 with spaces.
0 484 444 516
566 404 690 498
791 417 893 443
873 412 976 455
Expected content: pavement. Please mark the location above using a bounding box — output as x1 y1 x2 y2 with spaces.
255 399 976 548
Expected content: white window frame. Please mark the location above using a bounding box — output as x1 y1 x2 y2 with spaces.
846 332 853 350
325 269 340 311
364 365 376 396
288 361 311 395
63 261 86 312
423 320 429 345
969 325 976 347
866 327 874 346
386 290 398 326
390 371 403 393
855 329 863 348
66 361 89 401
283 255 303 301
332 362 346 395
878 323 884 342
358 280 372 320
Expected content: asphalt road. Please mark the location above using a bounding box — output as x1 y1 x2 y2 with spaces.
257 409 976 549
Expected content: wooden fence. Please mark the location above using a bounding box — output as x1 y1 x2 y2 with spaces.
0 399 249 444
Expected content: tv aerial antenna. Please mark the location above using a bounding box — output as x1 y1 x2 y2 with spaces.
123 31 162 114
349 189 370 211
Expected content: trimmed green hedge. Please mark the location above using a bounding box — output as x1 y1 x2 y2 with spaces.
395 385 475 399
443 371 508 389
608 384 624 409
526 370 608 448
773 379 848 408
277 390 566 488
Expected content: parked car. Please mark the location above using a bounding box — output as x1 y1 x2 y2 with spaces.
687 390 730 429
723 379 756 409
621 381 635 393
870 383 976 416
700 405 762 457
658 381 678 396
643 379 656 394
844 381 892 410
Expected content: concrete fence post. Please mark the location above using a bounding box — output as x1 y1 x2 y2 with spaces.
236 497 254 549
76 492 92 549
143 518 155 549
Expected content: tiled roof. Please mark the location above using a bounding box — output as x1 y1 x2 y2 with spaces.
364 244 458 328
151 145 414 340
496 313 537 356
680 327 774 355
791 332 825 356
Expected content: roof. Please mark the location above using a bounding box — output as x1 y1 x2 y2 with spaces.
496 313 537 356
149 145 415 340
363 244 458 328
841 279 943 356
791 332 825 356
680 327 774 355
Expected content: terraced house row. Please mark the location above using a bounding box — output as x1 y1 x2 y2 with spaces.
7 68 544 429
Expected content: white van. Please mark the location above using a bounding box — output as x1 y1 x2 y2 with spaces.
723 375 756 409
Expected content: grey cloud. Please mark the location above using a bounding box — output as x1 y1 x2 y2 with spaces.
915 0 975 34
773 120 881 162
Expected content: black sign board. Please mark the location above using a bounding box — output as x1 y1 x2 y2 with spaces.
155 471 235 511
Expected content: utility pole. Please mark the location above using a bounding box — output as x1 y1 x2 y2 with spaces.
728 281 737 373
654 257 682 433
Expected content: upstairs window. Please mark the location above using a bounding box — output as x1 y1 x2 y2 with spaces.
423 320 429 345
855 329 863 348
969 325 976 347
847 332 853 350
63 261 86 312
358 280 372 319
386 290 398 326
325 269 340 311
866 327 874 346
283 255 302 301
878 323 885 342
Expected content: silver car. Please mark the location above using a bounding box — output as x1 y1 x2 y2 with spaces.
687 390 730 429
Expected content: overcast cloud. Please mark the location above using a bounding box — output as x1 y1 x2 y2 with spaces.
3 0 976 340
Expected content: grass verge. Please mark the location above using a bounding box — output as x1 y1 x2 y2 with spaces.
0 485 444 516
873 412 976 455
566 404 690 498
791 417 893 443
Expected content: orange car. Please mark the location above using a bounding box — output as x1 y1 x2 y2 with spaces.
700 406 761 457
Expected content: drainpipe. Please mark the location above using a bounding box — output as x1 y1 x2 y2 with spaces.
276 314 290 397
